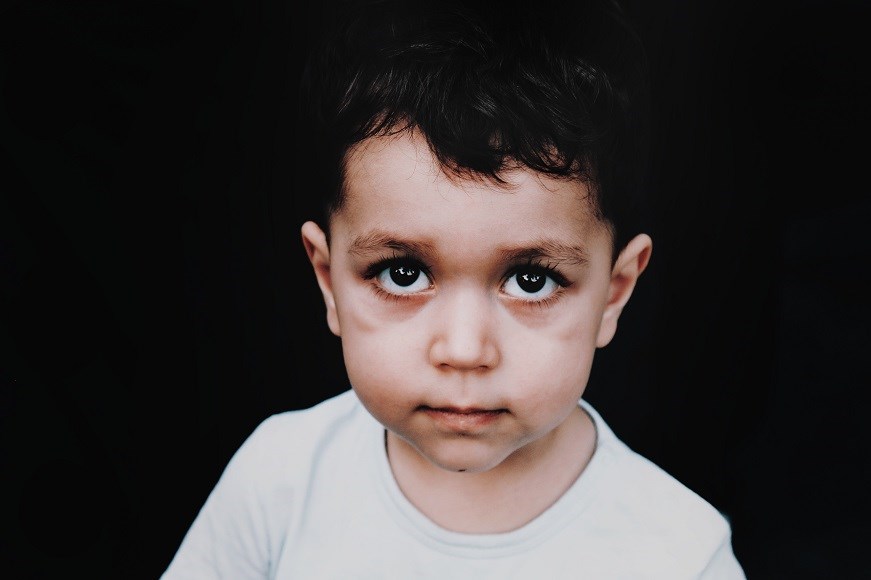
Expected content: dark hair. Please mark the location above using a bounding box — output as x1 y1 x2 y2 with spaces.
298 0 650 257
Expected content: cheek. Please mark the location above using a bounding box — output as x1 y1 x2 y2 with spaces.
334 294 425 410
505 309 602 406
342 330 413 391
341 332 416 431
331 265 433 378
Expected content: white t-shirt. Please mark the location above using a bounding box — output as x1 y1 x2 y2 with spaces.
162 389 746 579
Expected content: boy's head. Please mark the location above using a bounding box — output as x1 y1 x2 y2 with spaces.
299 0 652 478
298 0 650 259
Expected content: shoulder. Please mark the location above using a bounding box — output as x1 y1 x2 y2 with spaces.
160 389 368 579
605 443 731 541
249 388 362 442
236 388 364 473
581 401 742 577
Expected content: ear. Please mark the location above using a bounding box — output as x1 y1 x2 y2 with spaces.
301 220 341 337
596 233 653 348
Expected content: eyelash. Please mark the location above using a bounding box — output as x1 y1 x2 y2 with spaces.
503 260 571 305
362 254 433 302
505 260 571 287
362 254 571 305
362 253 431 281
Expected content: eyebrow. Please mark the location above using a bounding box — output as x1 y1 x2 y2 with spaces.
348 231 589 265
498 241 590 266
347 232 438 261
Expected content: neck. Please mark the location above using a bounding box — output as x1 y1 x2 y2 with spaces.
386 406 597 534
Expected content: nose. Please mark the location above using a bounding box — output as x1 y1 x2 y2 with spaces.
427 287 500 371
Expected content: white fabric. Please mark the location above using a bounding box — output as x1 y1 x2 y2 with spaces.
163 389 746 579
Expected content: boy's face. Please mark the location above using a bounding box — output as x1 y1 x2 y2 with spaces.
303 131 650 475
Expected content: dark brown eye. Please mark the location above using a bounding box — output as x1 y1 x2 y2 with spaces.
390 265 420 287
516 271 546 293
375 260 432 295
503 267 561 301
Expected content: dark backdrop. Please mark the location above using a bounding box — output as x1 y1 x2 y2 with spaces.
2 0 869 578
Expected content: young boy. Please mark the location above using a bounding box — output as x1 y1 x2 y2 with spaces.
163 0 745 577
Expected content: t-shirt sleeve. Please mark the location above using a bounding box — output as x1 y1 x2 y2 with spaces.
161 417 288 580
697 529 747 580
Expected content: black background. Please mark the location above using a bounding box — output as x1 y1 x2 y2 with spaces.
2 0 870 578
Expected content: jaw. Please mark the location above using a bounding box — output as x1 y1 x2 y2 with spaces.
385 404 575 476
383 405 595 533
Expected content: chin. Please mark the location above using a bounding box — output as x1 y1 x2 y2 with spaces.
416 439 514 474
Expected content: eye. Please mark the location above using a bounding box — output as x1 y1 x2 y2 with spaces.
503 267 562 301
375 261 432 295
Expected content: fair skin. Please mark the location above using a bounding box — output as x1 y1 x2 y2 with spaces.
302 130 652 534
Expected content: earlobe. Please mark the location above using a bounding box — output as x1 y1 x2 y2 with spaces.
301 220 342 336
596 233 653 348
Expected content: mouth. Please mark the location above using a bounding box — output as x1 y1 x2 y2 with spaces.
419 405 508 431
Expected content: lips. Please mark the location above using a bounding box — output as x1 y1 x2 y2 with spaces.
419 405 507 431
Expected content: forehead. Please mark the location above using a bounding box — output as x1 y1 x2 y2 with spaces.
335 131 610 254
